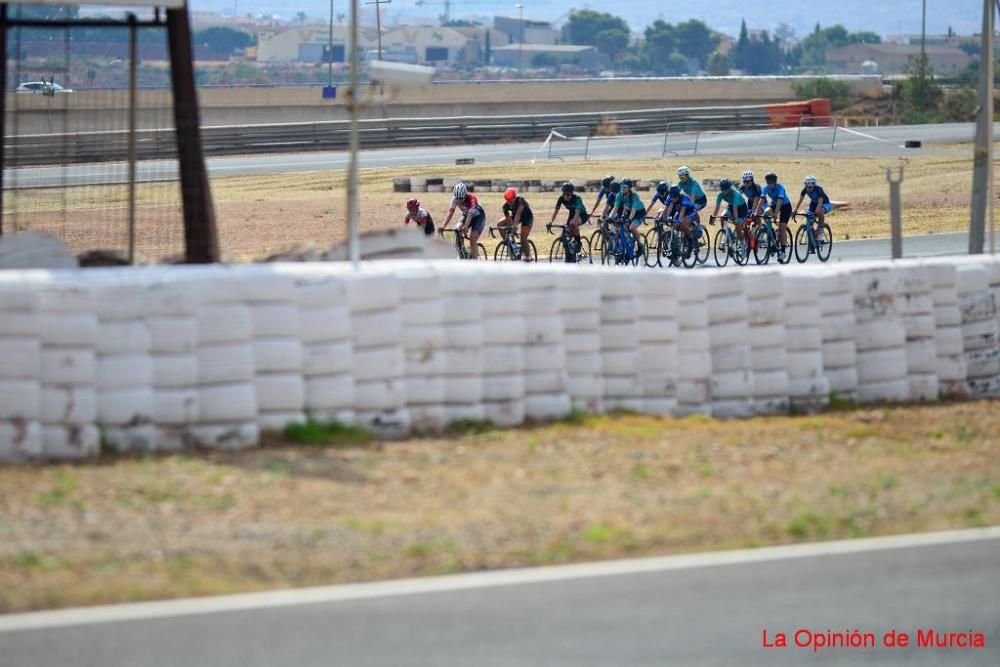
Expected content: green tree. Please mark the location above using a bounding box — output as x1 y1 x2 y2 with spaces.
849 31 881 44
563 10 629 47
665 52 690 76
707 51 730 76
194 27 254 54
595 28 629 62
900 52 942 113
732 19 750 71
673 19 717 67
642 20 677 75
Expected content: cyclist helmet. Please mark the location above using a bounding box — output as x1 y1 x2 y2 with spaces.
676 165 690 177
668 185 682 198
503 187 518 203
656 180 670 195
561 182 575 194
602 175 615 189
620 178 634 189
764 171 778 183
719 178 732 191
405 198 420 212
452 182 468 199
609 180 621 194
804 175 817 186
742 170 754 182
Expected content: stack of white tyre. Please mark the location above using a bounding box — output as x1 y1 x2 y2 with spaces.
956 264 1000 397
635 272 678 416
293 268 355 425
191 271 259 449
395 262 448 433
93 278 156 452
479 264 527 427
896 264 939 401
673 274 712 416
707 272 754 418
745 269 790 415
521 269 571 420
784 274 829 412
38 281 100 459
347 269 410 437
818 268 859 401
927 261 969 399
0 278 42 461
852 266 909 403
147 274 200 451
438 265 486 424
599 270 643 412
246 270 306 431
558 269 604 414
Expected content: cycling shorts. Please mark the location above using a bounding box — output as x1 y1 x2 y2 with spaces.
420 213 436 236
565 209 589 225
466 210 486 234
734 204 749 224
629 209 647 225
694 195 708 210
808 201 833 215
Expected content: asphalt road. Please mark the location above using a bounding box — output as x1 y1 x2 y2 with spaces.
6 122 994 189
1 529 997 666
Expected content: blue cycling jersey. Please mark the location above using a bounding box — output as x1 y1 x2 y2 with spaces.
595 183 621 205
761 183 790 208
649 192 670 209
613 191 646 218
801 184 830 208
672 194 698 220
740 182 762 205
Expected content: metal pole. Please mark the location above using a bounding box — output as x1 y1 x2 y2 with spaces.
887 165 903 259
375 1 382 61
348 0 361 268
516 3 523 76
0 3 7 237
127 13 138 264
921 0 926 56
328 0 334 86
969 0 993 255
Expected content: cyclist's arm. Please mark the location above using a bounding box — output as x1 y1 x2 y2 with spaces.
513 203 525 227
711 193 723 219
441 208 456 230
589 190 604 215
549 201 561 224
793 194 805 214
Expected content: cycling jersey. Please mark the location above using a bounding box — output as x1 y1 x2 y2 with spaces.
594 183 620 206
555 193 587 215
761 183 790 208
405 208 435 236
678 177 707 208
671 194 698 221
450 194 484 217
502 197 534 227
740 182 762 207
716 188 748 210
648 191 670 210
613 191 646 221
801 185 830 212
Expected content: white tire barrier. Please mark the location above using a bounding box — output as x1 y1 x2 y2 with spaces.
197 304 252 344
254 374 306 412
252 339 304 373
96 322 151 355
97 354 154 390
41 348 96 385
197 344 255 385
42 424 100 460
0 421 42 461
147 317 198 354
250 303 300 338
299 307 351 344
856 349 909 384
153 389 199 425
0 338 40 379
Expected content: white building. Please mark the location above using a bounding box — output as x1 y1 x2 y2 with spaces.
379 26 471 65
256 24 377 63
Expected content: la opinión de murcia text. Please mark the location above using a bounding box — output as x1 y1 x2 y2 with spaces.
762 628 986 652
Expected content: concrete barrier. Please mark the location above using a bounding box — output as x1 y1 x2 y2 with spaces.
1 255 998 463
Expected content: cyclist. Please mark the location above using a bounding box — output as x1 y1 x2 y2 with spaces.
549 182 589 247
440 182 487 260
793 175 832 252
710 178 749 243
761 171 793 259
500 187 534 262
403 198 435 236
739 171 763 250
590 174 619 216
612 178 647 249
649 181 672 220
667 185 700 258
676 165 708 224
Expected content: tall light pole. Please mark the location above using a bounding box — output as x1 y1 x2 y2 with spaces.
348 0 361 267
328 0 335 87
365 0 392 61
921 0 926 56
969 0 994 255
515 3 524 76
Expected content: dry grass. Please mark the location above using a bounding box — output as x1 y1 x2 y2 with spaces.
5 154 995 262
1 401 998 613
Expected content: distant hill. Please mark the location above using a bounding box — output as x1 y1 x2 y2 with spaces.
191 0 980 40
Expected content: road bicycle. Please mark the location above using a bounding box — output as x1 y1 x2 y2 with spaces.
489 225 537 262
546 222 593 264
710 212 750 267
600 216 644 266
751 213 793 265
440 228 486 261
792 211 833 263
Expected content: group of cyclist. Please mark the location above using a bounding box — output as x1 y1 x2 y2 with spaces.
403 166 832 263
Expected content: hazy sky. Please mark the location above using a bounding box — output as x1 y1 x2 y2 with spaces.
189 0 982 38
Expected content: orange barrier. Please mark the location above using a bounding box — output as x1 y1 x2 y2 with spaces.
765 98 832 128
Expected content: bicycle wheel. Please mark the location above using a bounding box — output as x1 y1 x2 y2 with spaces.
576 234 593 264
695 228 710 265
548 236 564 263
777 227 793 265
523 239 538 263
662 230 679 268
733 232 751 266
476 243 488 261
643 229 660 268
713 228 730 267
753 227 771 265
590 229 604 258
601 238 614 265
816 223 833 262
631 237 644 267
794 225 810 263
680 233 698 269
494 243 510 262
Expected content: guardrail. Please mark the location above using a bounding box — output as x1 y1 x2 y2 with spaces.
5 103 773 166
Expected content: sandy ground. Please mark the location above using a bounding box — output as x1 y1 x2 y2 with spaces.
1 402 997 613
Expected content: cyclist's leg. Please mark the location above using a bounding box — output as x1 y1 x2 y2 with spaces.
468 212 486 259
519 223 532 260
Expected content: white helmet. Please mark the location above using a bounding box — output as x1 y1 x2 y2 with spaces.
452 182 468 199
742 170 754 182
676 165 690 177
803 175 817 186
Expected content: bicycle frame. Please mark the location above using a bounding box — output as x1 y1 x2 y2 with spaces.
441 228 472 259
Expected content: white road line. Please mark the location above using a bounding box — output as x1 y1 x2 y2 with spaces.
1 526 996 633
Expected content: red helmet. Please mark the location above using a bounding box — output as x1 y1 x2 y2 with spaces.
504 187 517 203
406 198 420 211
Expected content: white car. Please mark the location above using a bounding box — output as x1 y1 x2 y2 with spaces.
16 81 73 94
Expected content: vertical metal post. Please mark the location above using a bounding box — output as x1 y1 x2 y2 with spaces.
921 0 926 56
693 130 700 155
167 7 220 263
516 3 524 76
0 3 7 237
365 0 390 61
887 165 903 259
969 0 993 255
328 0 335 85
347 0 361 268
127 13 138 264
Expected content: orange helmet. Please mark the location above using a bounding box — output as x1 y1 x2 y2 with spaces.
504 187 518 203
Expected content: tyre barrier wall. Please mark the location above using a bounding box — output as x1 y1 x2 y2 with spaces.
3 256 1000 463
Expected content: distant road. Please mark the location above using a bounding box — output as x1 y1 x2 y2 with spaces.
1 528 998 666
5 122 993 189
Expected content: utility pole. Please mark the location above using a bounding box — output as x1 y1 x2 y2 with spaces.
348 0 361 267
328 0 335 86
969 0 994 255
515 3 524 75
887 165 904 259
921 0 926 56
365 0 391 61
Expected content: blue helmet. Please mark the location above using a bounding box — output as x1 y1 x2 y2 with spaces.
656 180 670 194
719 178 732 191
609 180 621 193
602 175 615 189
668 185 681 198
621 178 634 189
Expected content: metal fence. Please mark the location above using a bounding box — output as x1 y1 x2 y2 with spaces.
795 115 840 152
